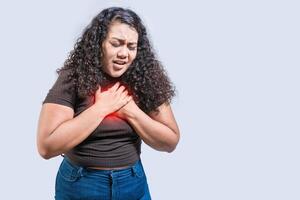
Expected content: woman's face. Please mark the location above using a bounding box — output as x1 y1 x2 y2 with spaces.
101 21 138 78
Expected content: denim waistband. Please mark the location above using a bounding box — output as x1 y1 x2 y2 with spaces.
63 156 142 177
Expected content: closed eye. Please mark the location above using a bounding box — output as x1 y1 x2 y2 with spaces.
128 46 137 51
111 42 120 47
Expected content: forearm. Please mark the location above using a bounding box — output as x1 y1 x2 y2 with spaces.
126 108 179 153
43 104 105 159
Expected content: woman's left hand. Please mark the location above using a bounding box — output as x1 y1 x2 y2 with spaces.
115 98 139 119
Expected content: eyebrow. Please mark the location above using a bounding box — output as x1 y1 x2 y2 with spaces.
111 37 137 45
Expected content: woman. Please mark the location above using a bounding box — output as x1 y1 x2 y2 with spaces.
37 7 180 200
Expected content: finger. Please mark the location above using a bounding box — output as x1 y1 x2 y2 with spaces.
96 85 101 93
119 88 128 99
119 96 130 107
127 96 132 102
123 95 132 103
109 82 120 92
120 89 128 98
116 85 126 96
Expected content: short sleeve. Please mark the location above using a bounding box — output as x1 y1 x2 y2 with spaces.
42 69 76 109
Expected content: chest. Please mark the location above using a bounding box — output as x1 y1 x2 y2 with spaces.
74 96 137 139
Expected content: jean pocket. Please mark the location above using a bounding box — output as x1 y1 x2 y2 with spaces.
58 158 83 182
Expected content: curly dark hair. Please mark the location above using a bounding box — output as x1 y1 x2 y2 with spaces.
56 7 176 114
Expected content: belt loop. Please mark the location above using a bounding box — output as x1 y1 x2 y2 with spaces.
78 167 84 177
131 165 137 177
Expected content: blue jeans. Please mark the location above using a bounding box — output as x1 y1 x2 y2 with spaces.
55 157 151 200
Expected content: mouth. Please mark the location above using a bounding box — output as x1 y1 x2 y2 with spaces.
113 60 127 65
112 60 127 70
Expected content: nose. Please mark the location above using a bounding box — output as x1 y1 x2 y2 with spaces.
117 47 128 59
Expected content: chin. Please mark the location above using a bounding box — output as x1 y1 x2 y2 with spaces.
108 70 125 78
109 74 122 78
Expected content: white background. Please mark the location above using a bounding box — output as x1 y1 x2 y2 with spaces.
0 0 299 199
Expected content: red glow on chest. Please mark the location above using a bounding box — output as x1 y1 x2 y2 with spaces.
93 83 133 121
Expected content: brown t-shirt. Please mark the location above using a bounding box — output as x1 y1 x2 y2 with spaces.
42 69 141 168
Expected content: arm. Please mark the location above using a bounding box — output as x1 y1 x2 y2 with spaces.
117 101 180 153
37 103 106 159
37 82 131 159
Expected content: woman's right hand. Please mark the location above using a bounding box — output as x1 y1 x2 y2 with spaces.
94 82 132 116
